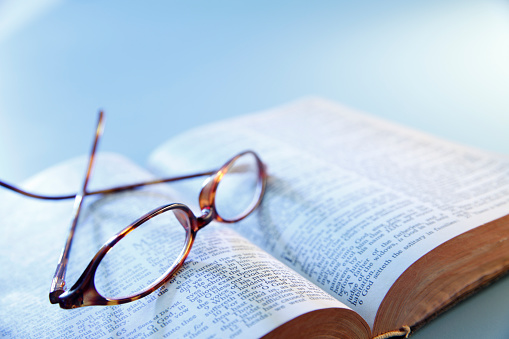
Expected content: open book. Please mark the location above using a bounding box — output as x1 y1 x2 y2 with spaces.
1 98 508 338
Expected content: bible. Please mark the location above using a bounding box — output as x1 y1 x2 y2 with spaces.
1 97 508 338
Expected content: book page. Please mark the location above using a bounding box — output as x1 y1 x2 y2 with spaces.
148 97 509 327
0 153 350 338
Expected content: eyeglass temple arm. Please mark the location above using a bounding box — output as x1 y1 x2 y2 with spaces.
0 170 216 201
49 112 104 303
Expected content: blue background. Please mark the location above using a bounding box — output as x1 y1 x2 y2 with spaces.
1 0 508 337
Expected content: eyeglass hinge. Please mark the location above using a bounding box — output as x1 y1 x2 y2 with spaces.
49 279 65 304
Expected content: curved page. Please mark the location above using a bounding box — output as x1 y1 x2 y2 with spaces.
0 153 353 338
149 98 509 327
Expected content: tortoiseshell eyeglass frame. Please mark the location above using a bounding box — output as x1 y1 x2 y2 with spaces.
0 112 267 309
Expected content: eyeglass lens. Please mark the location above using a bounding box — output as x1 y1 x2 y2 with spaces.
94 209 190 299
215 152 262 221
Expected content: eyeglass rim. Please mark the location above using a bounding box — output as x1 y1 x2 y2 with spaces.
199 150 267 223
56 150 267 309
57 203 196 308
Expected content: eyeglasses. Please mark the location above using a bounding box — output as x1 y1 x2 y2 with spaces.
0 112 267 309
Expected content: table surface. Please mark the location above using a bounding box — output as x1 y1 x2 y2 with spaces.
1 1 508 337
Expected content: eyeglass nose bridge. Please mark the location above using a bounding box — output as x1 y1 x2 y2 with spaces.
196 207 215 230
196 173 221 230
198 174 217 207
